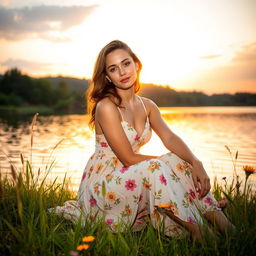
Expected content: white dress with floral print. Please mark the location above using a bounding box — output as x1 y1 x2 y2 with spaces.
50 97 220 237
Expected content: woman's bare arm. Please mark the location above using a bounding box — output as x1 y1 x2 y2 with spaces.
144 98 211 199
96 98 157 166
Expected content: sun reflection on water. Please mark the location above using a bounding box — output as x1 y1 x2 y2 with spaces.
0 107 255 191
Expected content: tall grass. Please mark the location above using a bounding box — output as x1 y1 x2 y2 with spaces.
0 114 256 255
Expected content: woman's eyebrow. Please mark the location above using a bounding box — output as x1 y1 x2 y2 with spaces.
107 58 130 70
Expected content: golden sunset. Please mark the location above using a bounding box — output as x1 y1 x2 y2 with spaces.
0 0 256 94
1 1 256 255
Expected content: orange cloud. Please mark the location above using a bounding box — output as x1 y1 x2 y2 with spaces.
0 5 98 41
183 42 256 94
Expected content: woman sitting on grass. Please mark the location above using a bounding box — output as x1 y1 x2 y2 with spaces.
51 40 235 241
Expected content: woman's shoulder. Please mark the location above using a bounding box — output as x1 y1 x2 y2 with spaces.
96 97 118 116
139 96 158 109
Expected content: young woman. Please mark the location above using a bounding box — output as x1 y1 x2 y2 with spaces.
51 40 234 240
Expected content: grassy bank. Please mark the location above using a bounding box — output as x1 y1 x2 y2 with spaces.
0 157 256 256
0 113 255 255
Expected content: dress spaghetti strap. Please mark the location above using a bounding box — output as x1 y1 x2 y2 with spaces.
138 96 148 119
117 107 124 121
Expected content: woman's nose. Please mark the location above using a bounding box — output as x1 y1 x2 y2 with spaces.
119 66 126 75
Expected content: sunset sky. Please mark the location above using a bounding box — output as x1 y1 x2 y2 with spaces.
0 0 255 94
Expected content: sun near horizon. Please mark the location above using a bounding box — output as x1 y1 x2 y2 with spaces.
0 0 255 95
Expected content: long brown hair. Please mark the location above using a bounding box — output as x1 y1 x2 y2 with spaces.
87 40 142 129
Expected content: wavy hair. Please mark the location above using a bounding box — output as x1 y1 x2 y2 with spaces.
87 40 142 129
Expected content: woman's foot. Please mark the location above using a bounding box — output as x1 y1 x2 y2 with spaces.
155 205 206 242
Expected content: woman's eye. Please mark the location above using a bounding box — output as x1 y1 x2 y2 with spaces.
109 67 116 72
124 61 131 66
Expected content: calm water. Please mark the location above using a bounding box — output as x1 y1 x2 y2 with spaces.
0 106 255 190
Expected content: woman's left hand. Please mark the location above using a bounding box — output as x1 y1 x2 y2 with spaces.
191 160 211 199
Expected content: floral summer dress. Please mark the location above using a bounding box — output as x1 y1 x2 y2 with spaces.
50 96 220 237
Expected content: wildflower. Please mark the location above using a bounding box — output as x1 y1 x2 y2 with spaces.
69 250 79 256
243 165 256 180
76 244 90 251
82 236 95 242
125 179 137 191
105 218 113 225
156 204 172 208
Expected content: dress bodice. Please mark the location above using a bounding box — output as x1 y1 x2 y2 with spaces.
95 118 152 157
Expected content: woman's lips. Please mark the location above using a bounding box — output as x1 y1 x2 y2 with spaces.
120 77 130 83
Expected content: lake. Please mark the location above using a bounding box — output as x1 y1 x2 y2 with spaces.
0 106 255 191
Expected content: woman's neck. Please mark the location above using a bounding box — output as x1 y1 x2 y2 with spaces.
116 87 137 107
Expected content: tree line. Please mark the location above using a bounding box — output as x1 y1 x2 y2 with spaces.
0 68 86 113
140 84 256 107
0 68 255 114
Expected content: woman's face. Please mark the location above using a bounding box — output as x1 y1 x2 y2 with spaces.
105 49 138 90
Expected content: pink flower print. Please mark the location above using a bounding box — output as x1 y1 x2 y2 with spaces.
159 174 167 185
189 189 196 199
105 218 113 225
81 172 86 181
120 166 129 173
134 134 140 141
125 179 137 191
100 142 108 147
89 196 96 207
187 216 196 224
204 196 213 206
139 193 143 201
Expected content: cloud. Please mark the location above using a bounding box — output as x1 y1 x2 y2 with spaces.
0 4 98 41
200 54 222 60
182 42 256 94
232 41 256 63
1 58 51 69
202 42 256 81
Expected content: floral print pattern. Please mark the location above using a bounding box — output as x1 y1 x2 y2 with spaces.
50 109 221 237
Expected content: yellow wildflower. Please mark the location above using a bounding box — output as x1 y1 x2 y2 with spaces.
155 204 172 208
243 165 256 179
82 235 95 242
76 244 89 250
